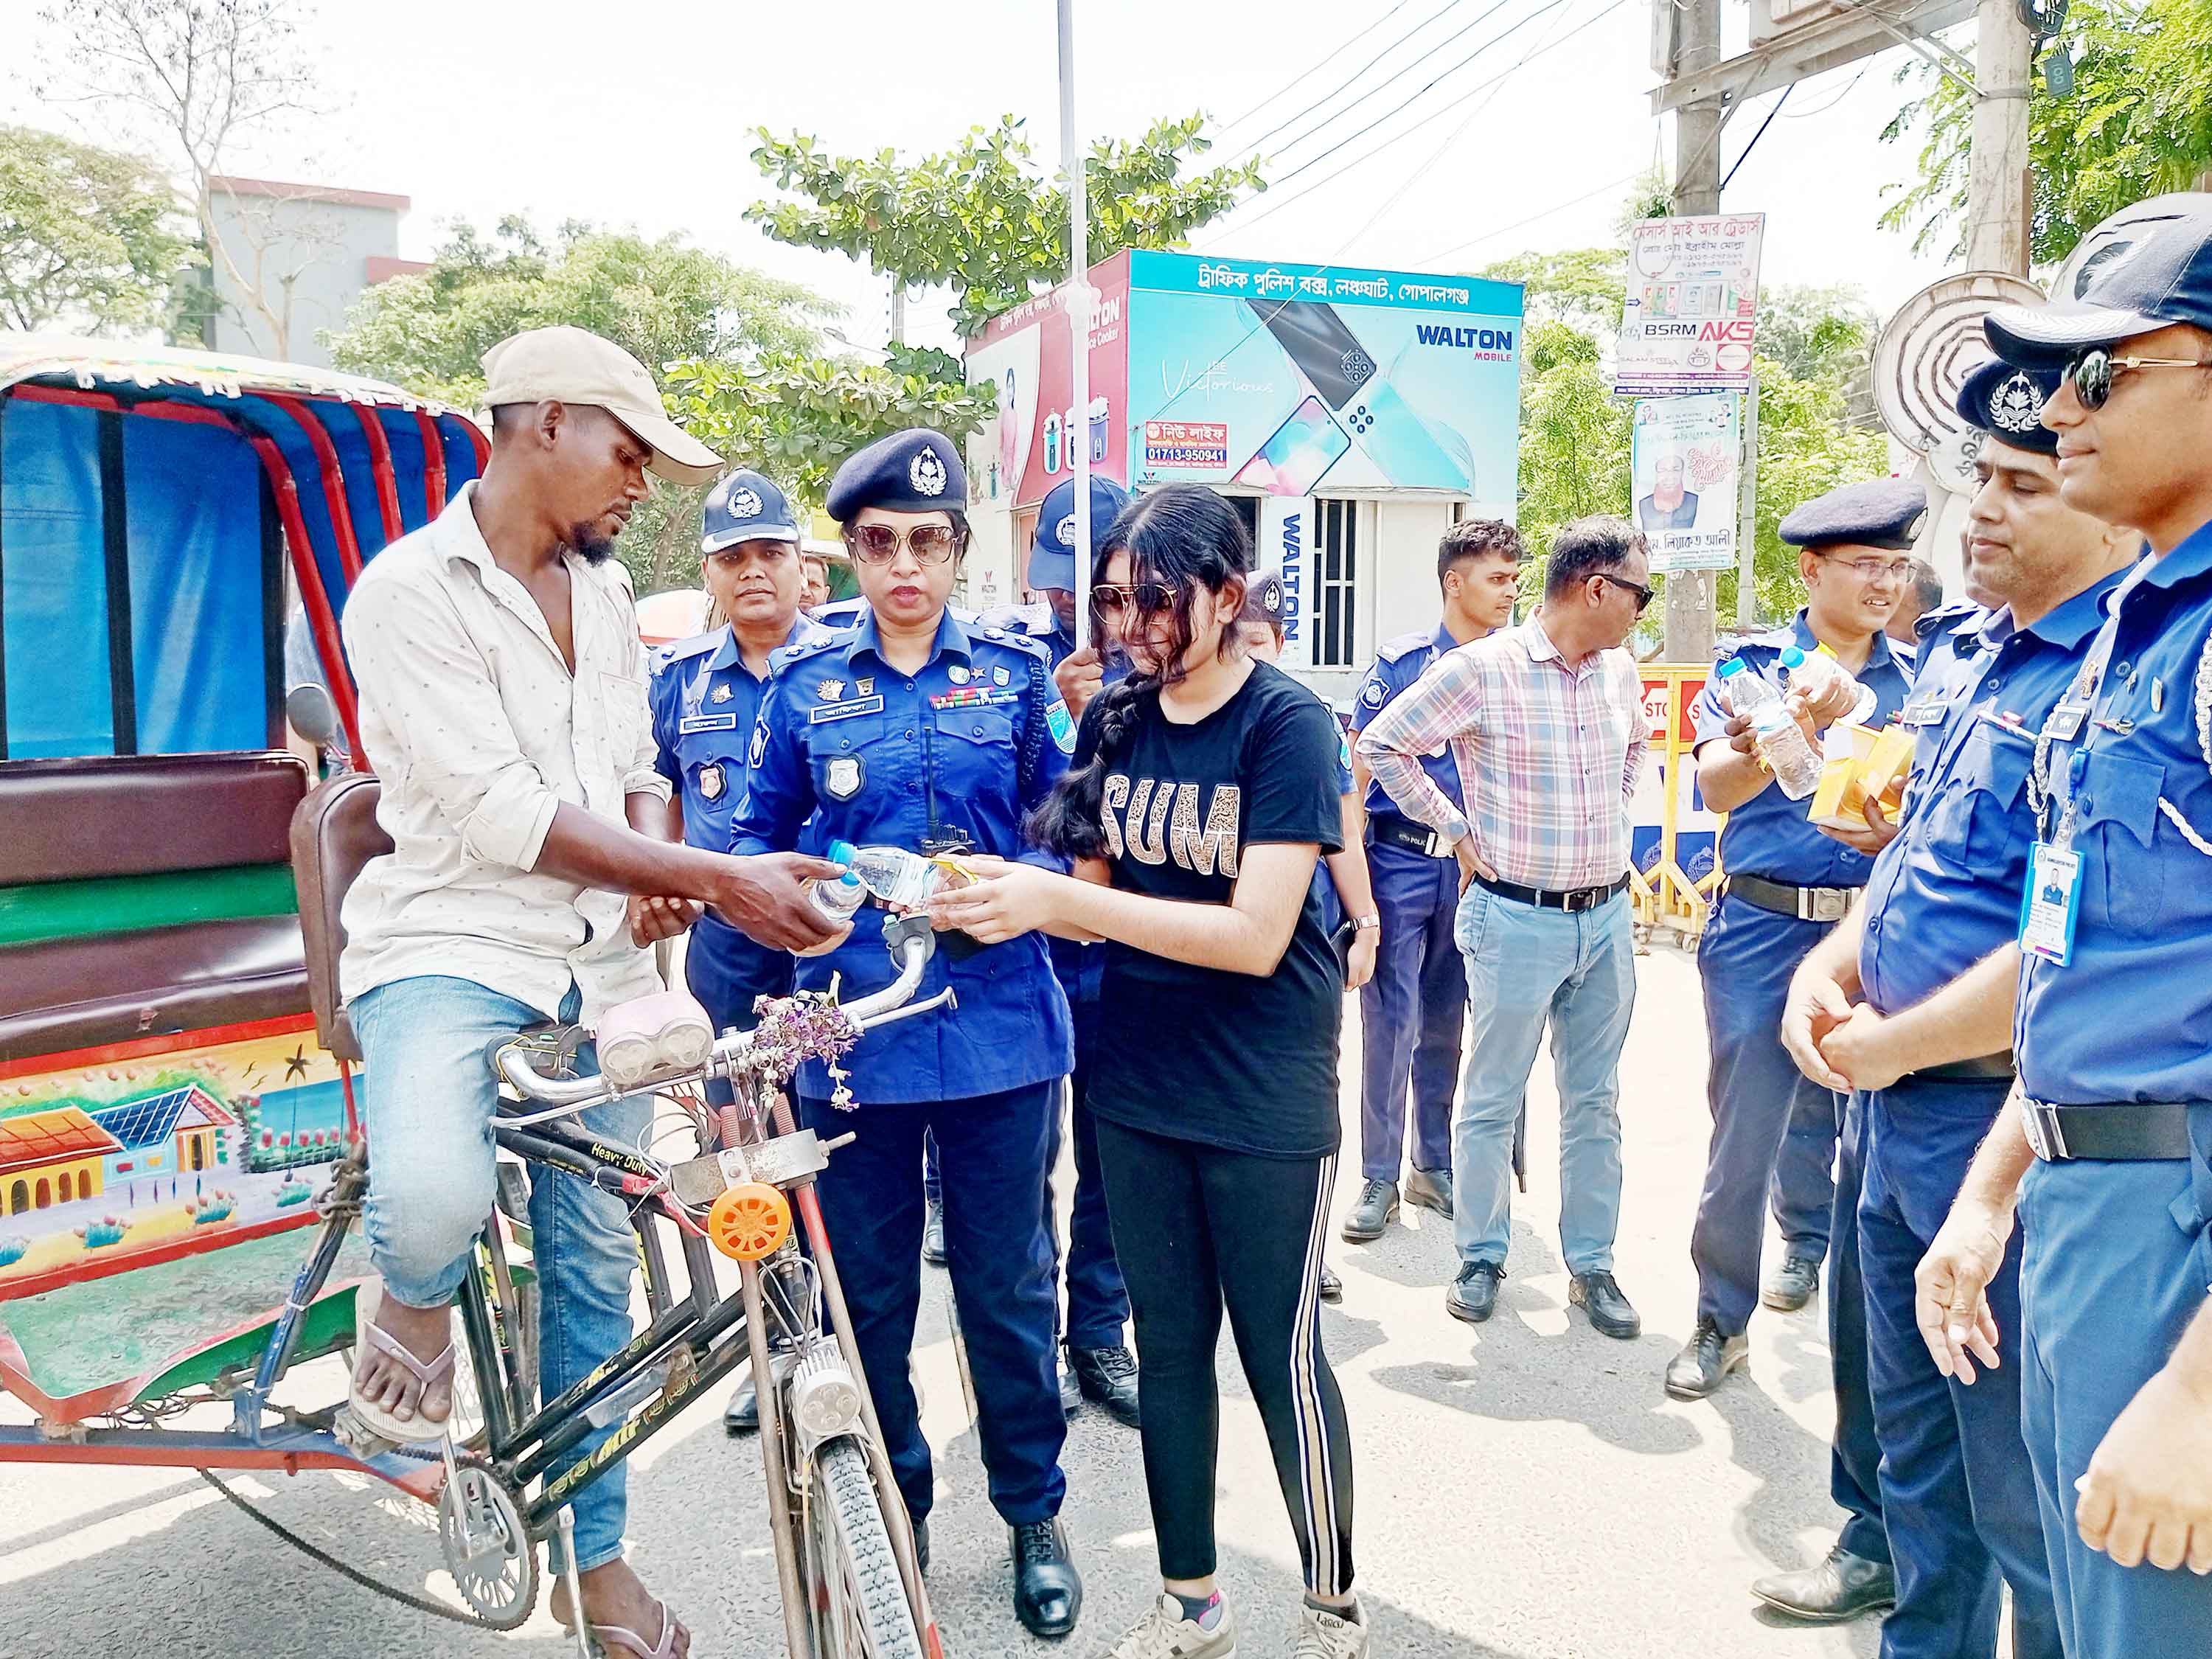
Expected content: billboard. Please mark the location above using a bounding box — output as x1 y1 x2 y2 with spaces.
1632 394 1741 574
969 251 1523 521
1615 214 1764 395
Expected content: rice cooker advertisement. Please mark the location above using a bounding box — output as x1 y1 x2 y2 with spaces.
1125 251 1521 512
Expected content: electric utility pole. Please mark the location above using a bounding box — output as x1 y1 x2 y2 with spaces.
1664 0 1724 664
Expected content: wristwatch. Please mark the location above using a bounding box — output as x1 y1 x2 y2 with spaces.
1352 914 1381 932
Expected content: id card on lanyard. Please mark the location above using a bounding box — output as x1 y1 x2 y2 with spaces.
2019 841 2082 964
2019 593 2129 968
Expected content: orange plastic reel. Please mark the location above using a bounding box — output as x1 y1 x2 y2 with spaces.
706 1180 791 1262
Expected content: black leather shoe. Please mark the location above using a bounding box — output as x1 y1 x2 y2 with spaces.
723 1368 761 1434
1070 1344 1140 1427
1011 1517 1082 1638
922 1199 947 1267
1341 1178 1399 1242
1761 1252 1822 1312
909 1514 930 1576
1058 1361 1081 1417
1571 1271 1641 1339
1445 1259 1503 1324
1752 1545 1896 1623
1665 1315 1750 1399
1318 1262 1343 1303
1404 1165 1454 1219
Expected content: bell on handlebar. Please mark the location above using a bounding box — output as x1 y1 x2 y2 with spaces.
880 910 936 964
597 988 714 1091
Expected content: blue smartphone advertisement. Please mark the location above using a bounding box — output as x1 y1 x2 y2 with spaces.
1234 394 1351 495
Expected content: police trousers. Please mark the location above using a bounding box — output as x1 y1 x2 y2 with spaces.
801 1082 1067 1526
1356 841 1464 1183
2018 1121 2212 1658
1861 1077 2059 1659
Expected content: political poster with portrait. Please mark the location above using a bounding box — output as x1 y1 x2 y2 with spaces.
1631 394 1739 573
1615 214 1764 395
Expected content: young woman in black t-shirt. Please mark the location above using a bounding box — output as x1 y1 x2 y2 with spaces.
928 485 1365 1659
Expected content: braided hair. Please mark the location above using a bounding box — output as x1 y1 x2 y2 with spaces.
1026 485 1253 859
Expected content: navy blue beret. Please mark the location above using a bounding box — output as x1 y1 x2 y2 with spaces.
700 468 799 553
1027 475 1131 591
1778 476 1928 552
1956 358 2059 456
825 428 968 521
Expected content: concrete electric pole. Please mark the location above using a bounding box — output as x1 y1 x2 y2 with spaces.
1966 0 2034 275
1663 0 1725 664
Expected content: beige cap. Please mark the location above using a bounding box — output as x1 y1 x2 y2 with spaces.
480 325 723 486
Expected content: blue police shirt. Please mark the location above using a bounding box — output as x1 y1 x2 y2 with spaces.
649 616 824 855
1352 625 1472 821
1690 612 1915 887
1858 571 2128 1018
1896 603 1994 776
2016 523 2212 1105
728 608 1076 1104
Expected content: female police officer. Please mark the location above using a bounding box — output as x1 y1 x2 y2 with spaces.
727 428 1083 1639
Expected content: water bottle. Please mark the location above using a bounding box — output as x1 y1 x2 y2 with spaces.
1778 644 1879 726
809 870 867 924
825 838 942 911
1716 658 1823 799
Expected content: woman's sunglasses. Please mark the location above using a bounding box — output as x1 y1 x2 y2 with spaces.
845 523 959 566
2064 346 2212 411
1091 581 1180 618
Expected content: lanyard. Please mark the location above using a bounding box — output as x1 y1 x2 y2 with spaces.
2026 605 2126 849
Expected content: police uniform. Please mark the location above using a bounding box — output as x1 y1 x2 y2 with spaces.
975 475 1137 1396
1850 364 2110 1659
1349 625 1473 1194
1683 477 1921 1575
1981 220 2212 1654
647 470 823 1036
726 430 1082 1621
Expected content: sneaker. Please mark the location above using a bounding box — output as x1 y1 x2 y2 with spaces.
1761 1252 1822 1312
1403 1165 1454 1218
1664 1315 1750 1399
1444 1259 1503 1323
1568 1270 1642 1340
1318 1263 1343 1303
1071 1343 1141 1427
1295 1598 1368 1658
1340 1179 1399 1242
922 1198 947 1267
1100 1591 1237 1659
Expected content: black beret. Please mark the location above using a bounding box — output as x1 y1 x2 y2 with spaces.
825 428 968 521
1956 358 2060 456
1778 476 1928 552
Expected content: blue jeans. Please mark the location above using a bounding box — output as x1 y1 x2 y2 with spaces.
1453 886 1635 1273
352 975 647 1573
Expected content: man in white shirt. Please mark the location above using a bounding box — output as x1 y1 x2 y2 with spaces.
339 326 837 1657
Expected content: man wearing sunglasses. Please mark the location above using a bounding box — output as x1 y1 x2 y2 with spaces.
1670 477 1922 1619
728 428 1085 1639
1916 193 2212 1652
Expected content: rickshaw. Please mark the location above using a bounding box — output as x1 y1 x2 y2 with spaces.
0 336 942 1658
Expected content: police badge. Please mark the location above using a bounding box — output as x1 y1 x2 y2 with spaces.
825 756 863 799
698 763 725 801
709 683 734 704
911 447 947 497
730 485 764 518
992 666 1011 687
948 665 971 685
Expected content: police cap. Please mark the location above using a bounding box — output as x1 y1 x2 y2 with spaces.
1027 476 1131 592
1778 476 1928 552
700 468 799 554
824 428 967 522
1956 359 2061 456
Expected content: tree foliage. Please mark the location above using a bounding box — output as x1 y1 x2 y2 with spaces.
1882 0 2212 265
746 114 1265 337
0 123 198 332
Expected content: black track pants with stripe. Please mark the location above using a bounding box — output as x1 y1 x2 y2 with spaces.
1094 1116 1356 1596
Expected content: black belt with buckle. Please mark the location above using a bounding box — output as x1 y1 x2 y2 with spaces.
1905 1053 2017 1083
1472 871 1631 914
1368 815 1454 858
2021 1099 2199 1161
1727 872 1859 924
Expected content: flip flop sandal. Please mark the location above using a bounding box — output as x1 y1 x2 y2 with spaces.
563 1601 684 1658
347 1282 456 1444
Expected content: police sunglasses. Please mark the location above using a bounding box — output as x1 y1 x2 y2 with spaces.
2064 346 2212 411
1599 573 1655 614
845 523 960 566
1091 581 1180 618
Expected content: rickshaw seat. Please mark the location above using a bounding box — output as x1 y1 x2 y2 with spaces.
0 753 313 1065
289 771 392 1064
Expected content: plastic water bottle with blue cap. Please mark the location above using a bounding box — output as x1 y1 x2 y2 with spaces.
824 838 949 911
1716 658 1823 799
1778 643 1879 727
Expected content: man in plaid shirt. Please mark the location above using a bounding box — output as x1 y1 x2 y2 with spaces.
1357 516 1652 1340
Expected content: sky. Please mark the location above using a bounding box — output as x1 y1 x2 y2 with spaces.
1 0 1969 353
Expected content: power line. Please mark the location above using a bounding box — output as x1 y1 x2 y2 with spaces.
1216 0 1425 140
1416 169 1644 265
1720 83 1791 192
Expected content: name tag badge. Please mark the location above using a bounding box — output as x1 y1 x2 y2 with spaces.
2044 699 2088 742
678 712 739 734
1900 694 1947 729
807 695 885 725
2019 841 2082 966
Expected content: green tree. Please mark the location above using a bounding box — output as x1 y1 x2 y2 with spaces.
0 123 198 332
1882 0 2212 265
747 114 1265 337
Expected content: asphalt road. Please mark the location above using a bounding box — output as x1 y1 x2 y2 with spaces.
0 942 1894 1659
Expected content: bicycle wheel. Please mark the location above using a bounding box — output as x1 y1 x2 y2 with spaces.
805 1437 924 1659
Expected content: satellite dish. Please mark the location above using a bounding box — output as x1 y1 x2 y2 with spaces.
1873 271 2045 493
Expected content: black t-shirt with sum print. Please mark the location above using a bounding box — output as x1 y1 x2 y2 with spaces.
1076 660 1346 1158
